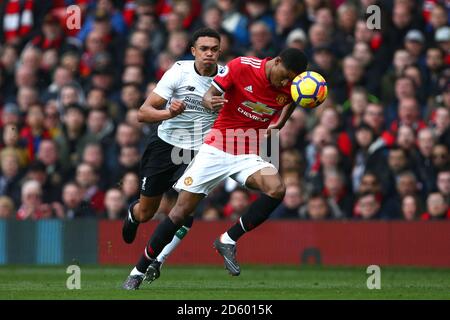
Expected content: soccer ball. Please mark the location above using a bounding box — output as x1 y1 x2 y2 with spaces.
291 71 328 109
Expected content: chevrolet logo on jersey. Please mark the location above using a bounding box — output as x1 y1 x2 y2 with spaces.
241 101 276 115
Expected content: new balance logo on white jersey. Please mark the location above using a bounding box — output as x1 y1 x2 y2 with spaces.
244 85 253 93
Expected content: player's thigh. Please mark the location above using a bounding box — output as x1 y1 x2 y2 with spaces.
171 190 205 217
245 166 285 198
174 145 233 195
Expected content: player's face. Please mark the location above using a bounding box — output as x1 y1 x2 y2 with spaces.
270 58 298 88
191 36 221 68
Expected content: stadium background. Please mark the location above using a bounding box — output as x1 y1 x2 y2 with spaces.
0 0 449 269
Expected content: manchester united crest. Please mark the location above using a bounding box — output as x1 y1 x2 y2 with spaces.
184 177 193 186
276 94 288 105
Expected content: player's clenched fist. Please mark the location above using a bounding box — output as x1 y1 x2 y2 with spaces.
168 99 186 117
203 95 228 112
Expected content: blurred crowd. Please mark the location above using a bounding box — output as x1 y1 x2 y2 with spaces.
0 0 449 222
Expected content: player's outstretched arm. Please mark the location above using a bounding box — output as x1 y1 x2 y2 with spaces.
202 85 228 112
270 102 297 130
137 92 185 123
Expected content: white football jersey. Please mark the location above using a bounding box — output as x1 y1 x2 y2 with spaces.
153 60 225 150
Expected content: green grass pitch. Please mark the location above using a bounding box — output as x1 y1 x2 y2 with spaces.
0 265 449 300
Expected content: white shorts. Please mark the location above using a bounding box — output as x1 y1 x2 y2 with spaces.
174 144 277 195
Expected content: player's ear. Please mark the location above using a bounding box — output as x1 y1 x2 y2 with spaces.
191 46 196 57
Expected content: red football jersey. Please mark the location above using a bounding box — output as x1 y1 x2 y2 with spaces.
204 57 292 155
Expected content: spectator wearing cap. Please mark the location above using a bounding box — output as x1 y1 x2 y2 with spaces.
285 28 307 51
434 26 450 65
1 103 21 128
404 29 426 67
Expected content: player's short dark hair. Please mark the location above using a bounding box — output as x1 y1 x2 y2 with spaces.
191 28 221 46
279 48 308 74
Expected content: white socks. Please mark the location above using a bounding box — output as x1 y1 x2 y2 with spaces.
220 232 236 245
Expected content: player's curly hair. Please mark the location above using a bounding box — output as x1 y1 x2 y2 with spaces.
191 28 221 46
279 48 308 74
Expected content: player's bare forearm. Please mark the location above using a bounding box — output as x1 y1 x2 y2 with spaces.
271 102 296 129
137 92 183 123
203 85 228 111
137 104 171 123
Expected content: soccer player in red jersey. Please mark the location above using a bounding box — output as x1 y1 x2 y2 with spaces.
141 48 308 278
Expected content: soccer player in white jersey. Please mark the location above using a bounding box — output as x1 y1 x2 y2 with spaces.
122 28 224 290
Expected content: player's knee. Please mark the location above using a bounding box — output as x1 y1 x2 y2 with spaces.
169 203 191 225
266 183 286 200
135 206 156 222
